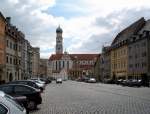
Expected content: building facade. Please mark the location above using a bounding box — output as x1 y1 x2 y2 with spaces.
110 17 145 80
39 59 50 78
100 46 111 81
49 26 99 80
93 54 101 81
0 12 6 83
0 11 40 82
31 47 40 77
22 39 32 79
5 17 24 82
127 20 150 85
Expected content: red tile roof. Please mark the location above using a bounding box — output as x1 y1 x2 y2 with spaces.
49 54 99 61
49 54 63 61
70 54 99 60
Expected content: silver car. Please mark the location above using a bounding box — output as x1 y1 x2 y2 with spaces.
0 91 27 114
28 79 46 90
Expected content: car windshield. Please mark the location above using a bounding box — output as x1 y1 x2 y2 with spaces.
5 94 24 112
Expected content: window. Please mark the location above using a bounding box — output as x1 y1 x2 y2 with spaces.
63 61 65 68
10 57 12 64
13 44 16 50
129 55 132 59
142 62 147 67
27 82 38 88
67 61 69 69
19 60 21 65
6 40 9 47
0 86 13 94
59 61 61 70
14 86 33 94
0 104 8 114
142 52 146 57
10 42 12 49
13 59 16 65
6 56 8 63
56 61 58 70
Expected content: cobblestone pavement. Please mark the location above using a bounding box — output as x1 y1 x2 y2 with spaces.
31 81 150 114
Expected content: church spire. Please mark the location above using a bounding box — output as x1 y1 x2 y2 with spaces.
56 25 63 54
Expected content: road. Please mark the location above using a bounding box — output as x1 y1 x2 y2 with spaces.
31 81 150 114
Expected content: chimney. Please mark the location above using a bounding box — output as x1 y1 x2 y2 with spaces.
6 17 11 24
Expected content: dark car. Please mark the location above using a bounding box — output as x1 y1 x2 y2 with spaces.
0 84 42 110
116 79 123 85
7 80 43 92
82 77 90 82
128 79 142 87
121 79 142 87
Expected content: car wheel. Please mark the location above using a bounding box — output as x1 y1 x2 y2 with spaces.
27 101 37 110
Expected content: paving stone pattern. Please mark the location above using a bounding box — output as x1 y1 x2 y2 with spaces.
31 81 150 114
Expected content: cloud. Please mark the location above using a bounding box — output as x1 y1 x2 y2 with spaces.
0 0 58 58
1 0 150 58
67 8 150 53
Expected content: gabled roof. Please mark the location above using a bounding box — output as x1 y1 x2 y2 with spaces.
49 54 99 61
112 17 146 45
0 12 6 22
70 54 99 61
49 54 63 61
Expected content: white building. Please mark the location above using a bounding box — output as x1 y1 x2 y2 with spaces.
49 26 99 80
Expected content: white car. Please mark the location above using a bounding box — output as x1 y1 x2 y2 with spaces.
0 91 27 114
88 78 96 83
56 78 62 83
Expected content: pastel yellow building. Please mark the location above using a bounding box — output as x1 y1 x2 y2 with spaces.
110 17 145 80
111 46 128 80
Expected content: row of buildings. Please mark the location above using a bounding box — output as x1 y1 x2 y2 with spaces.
0 12 50 83
49 18 150 85
94 17 150 85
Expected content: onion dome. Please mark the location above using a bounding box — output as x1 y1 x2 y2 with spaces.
56 25 63 33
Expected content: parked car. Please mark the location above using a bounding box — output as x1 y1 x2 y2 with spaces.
39 78 52 84
30 78 46 84
0 84 42 110
0 91 27 114
82 77 90 82
115 79 123 85
7 80 43 92
56 78 62 83
121 79 142 87
13 95 28 110
87 78 96 83
28 79 46 90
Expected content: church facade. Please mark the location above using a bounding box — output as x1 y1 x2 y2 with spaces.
49 26 99 80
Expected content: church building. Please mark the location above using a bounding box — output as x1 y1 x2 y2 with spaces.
49 26 99 80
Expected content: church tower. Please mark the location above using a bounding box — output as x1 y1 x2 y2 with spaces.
56 26 63 54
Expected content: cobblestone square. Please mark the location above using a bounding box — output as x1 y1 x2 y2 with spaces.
31 81 150 114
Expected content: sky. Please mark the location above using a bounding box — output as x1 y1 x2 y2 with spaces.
1 0 150 58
